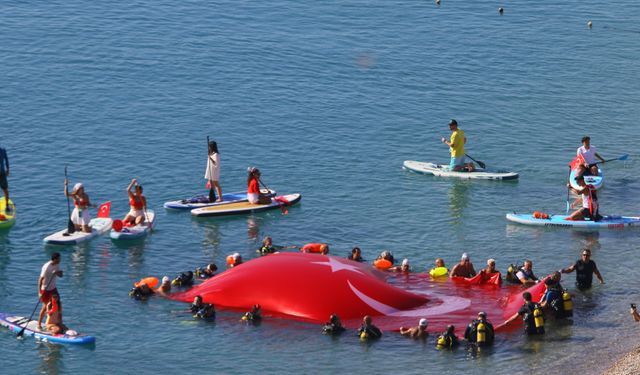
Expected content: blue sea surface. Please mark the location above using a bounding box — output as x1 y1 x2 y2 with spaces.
1 0 640 373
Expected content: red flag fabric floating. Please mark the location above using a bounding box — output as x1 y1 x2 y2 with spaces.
569 154 586 170
97 201 111 218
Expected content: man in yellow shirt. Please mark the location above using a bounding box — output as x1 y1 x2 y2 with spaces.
441 119 466 171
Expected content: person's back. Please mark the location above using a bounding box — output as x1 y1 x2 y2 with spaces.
520 301 545 335
436 325 459 349
464 318 494 347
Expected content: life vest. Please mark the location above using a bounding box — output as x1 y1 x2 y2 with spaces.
129 196 145 210
435 333 458 349
373 259 393 270
172 271 194 287
259 245 275 255
226 255 242 267
561 290 573 317
429 267 448 277
522 302 545 334
300 243 328 254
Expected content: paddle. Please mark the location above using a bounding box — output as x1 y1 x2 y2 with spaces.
258 178 288 214
566 166 572 214
465 154 486 169
593 154 629 166
64 167 75 235
17 276 55 337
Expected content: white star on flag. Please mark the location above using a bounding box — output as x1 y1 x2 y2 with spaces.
311 257 365 275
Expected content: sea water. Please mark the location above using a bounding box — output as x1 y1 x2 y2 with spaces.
1 0 639 373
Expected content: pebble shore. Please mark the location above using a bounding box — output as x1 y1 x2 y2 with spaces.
604 347 640 375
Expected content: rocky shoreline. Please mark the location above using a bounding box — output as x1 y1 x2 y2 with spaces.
604 347 640 375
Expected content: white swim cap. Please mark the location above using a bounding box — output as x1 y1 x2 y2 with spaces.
419 318 428 327
73 183 84 192
461 253 469 260
402 258 410 266
162 276 170 284
487 258 496 265
233 252 241 260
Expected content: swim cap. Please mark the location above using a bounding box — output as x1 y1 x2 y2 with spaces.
478 311 487 317
162 276 170 284
73 183 83 192
419 318 428 327
233 252 241 260
461 253 469 260
487 258 495 266
402 259 409 266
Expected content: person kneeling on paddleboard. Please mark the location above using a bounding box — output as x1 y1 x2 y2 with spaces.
567 175 602 221
247 167 272 205
123 179 147 226
441 119 467 172
45 294 72 335
64 180 95 233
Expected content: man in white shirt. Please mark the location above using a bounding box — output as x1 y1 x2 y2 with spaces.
37 252 63 329
577 136 606 176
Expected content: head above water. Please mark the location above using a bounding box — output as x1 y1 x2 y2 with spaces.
522 292 532 301
446 324 455 334
262 236 272 246
487 259 496 267
523 259 532 269
363 315 372 325
460 253 470 264
352 247 361 256
72 183 84 193
419 318 428 328
478 311 487 320
582 248 592 258
330 314 340 324
435 258 445 267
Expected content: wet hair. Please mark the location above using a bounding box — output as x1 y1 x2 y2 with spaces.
135 184 143 193
352 247 361 254
262 236 272 246
208 141 219 154
581 136 590 143
522 292 532 301
51 252 61 261
247 167 260 185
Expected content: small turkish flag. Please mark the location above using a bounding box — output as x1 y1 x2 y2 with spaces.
569 154 585 170
97 201 111 218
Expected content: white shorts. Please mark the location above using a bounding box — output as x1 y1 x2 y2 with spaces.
128 208 144 218
71 207 91 226
247 193 259 204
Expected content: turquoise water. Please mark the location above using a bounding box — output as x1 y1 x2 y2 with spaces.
1 0 640 373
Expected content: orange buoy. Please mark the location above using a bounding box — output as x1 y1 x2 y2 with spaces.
373 259 393 270
300 243 329 254
134 276 158 288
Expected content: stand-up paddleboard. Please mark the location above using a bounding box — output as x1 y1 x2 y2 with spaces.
0 198 16 230
506 213 640 229
403 160 518 180
163 189 275 210
0 313 95 344
44 218 113 245
569 168 603 190
191 194 301 218
110 210 156 240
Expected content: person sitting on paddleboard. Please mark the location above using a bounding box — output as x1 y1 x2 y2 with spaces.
441 119 467 172
205 140 222 203
577 136 606 177
45 294 71 335
347 247 364 262
450 253 476 278
515 260 538 287
567 175 602 221
64 180 94 233
123 179 147 226
247 167 272 205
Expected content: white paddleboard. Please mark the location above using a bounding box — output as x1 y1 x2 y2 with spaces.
110 210 156 240
403 160 518 180
43 217 113 245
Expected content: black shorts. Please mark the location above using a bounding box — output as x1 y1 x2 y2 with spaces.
0 172 7 190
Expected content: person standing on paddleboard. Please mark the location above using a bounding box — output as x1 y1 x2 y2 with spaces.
123 179 147 225
205 140 222 202
576 136 606 177
0 146 10 213
38 252 63 329
441 119 467 171
64 180 94 233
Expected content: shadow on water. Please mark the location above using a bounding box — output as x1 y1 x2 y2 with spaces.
448 180 471 224
37 342 64 375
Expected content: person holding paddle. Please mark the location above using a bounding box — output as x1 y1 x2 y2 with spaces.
64 180 94 233
576 136 606 177
441 119 467 171
123 179 147 225
37 252 63 329
0 146 10 213
205 140 222 202
247 167 272 204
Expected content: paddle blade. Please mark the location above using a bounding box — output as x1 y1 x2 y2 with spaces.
67 219 75 234
619 154 629 161
97 201 111 218
112 219 123 232
477 160 486 169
